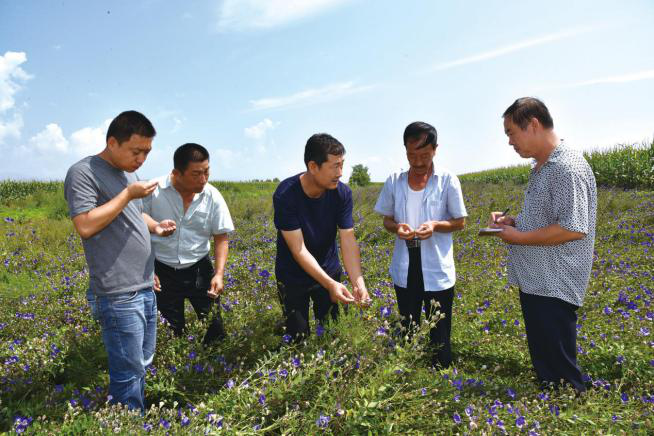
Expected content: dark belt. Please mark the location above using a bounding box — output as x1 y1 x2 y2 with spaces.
155 255 209 273
405 238 421 249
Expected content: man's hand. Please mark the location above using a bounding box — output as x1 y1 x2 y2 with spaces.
208 274 224 299
415 221 437 240
353 282 371 307
154 274 161 292
489 212 515 228
396 223 415 240
154 219 176 237
495 224 522 243
127 180 158 200
327 281 355 304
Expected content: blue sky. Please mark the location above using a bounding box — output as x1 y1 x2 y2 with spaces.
1 0 653 182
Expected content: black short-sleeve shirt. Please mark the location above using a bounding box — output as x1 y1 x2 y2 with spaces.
273 174 354 286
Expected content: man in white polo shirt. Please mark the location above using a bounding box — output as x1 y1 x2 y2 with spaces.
143 143 234 345
374 122 467 368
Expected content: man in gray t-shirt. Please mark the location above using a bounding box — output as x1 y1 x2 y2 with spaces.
488 98 596 393
64 111 176 411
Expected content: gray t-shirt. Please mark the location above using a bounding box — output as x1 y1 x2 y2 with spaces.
64 155 154 296
507 144 597 306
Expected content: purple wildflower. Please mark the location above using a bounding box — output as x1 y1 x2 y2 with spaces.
316 414 330 428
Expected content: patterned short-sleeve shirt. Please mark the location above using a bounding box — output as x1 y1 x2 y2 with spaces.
507 144 597 306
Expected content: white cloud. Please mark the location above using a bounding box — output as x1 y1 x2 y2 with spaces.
69 119 111 156
0 113 23 144
0 51 32 144
29 123 69 153
0 51 32 113
426 26 597 73
216 0 353 31
244 118 278 139
566 69 654 87
250 81 374 111
26 118 111 156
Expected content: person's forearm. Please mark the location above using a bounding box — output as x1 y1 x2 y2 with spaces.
213 234 229 276
142 212 159 233
430 218 465 233
340 236 364 288
512 224 584 246
291 247 338 289
73 188 132 239
383 216 399 234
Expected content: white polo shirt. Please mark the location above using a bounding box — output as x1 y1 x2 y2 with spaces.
374 166 467 292
142 175 234 268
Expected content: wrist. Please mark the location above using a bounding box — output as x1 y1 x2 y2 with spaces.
123 187 134 201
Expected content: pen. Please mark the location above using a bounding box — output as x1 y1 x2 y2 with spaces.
495 208 510 224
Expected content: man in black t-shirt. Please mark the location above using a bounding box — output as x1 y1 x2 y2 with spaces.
273 133 370 341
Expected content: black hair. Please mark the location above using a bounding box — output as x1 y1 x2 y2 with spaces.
304 133 345 167
105 110 156 144
502 97 554 130
174 143 210 173
403 122 437 149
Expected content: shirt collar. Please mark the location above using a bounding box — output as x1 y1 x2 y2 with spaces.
161 174 174 189
163 174 207 200
544 142 566 165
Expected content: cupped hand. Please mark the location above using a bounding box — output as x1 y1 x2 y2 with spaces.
415 222 435 240
396 223 415 240
127 180 158 199
155 219 176 237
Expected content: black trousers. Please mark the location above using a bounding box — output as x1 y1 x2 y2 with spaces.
155 256 225 345
394 247 454 368
277 273 340 342
519 290 586 392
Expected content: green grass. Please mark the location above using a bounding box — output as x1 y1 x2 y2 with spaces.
460 140 654 189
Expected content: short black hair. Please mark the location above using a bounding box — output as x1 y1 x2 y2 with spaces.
503 97 554 130
304 133 345 167
174 143 210 173
106 110 156 144
403 122 437 149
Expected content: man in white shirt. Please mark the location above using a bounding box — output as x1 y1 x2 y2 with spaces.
374 122 467 368
143 143 234 345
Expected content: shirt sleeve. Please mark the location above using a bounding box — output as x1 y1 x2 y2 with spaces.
273 188 300 231
337 185 354 229
373 175 395 217
211 191 235 234
551 167 590 234
446 174 468 219
64 165 98 218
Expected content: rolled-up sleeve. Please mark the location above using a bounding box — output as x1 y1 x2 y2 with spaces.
374 176 395 217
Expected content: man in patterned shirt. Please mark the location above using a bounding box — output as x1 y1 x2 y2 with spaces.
489 97 597 393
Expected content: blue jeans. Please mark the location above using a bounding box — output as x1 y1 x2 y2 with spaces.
92 288 157 411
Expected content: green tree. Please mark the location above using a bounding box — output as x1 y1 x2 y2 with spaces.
349 164 371 187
